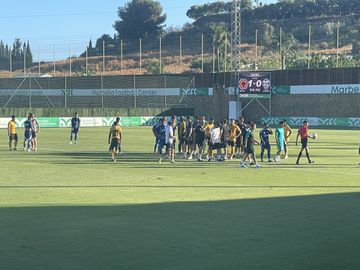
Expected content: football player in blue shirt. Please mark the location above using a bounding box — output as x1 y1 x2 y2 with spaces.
69 112 81 144
259 123 273 162
157 118 168 161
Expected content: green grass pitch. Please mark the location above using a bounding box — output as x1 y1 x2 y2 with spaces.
0 127 360 270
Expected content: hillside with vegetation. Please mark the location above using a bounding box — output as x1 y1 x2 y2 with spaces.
1 0 360 77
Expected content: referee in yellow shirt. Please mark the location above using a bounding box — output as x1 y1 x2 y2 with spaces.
283 119 292 159
7 115 18 151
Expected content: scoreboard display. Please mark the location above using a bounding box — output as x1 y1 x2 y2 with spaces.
237 72 271 95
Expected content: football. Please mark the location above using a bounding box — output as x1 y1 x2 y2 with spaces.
311 133 318 139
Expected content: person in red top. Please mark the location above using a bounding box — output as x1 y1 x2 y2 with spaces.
295 120 315 165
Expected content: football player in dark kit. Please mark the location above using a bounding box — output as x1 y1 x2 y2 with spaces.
69 112 81 144
240 122 261 168
152 118 162 153
259 123 273 162
24 115 34 151
236 116 247 158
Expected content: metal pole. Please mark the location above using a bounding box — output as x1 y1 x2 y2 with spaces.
24 50 26 76
201 34 204 72
69 44 72 77
64 75 67 108
134 74 137 108
9 51 12 78
212 38 215 73
29 76 32 108
103 40 105 75
336 21 340 68
53 45 56 77
101 74 104 108
179 35 182 66
139 38 142 71
120 39 123 72
38 48 41 77
255 29 258 70
308 25 311 69
279 27 283 70
225 34 228 71
159 37 162 74
164 75 167 108
85 44 88 76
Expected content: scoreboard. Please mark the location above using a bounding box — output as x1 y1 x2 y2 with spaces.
237 72 271 97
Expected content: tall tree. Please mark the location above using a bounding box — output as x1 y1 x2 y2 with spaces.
114 0 166 39
25 41 33 67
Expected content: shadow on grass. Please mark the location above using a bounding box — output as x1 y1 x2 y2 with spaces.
1 193 360 270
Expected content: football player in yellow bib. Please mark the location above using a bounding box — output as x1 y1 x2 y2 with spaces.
7 115 18 151
229 119 241 159
204 118 214 160
108 118 122 162
283 119 293 159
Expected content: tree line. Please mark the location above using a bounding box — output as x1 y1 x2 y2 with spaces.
85 0 360 54
0 38 33 71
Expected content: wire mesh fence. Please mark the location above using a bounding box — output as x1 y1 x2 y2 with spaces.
1 15 360 79
0 74 201 109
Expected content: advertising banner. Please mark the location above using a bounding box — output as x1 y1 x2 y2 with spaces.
36 118 60 128
272 86 290 95
261 117 360 127
1 116 359 129
0 88 213 97
271 84 360 95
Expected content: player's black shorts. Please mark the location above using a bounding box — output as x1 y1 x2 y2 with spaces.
195 134 205 147
185 138 193 145
179 137 186 145
235 137 240 147
110 139 120 151
245 145 255 154
221 140 229 148
32 132 37 138
72 128 79 134
196 139 205 148
9 134 18 142
211 143 221 150
228 140 235 147
301 138 308 148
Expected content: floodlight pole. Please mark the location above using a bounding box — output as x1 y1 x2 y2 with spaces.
231 0 242 117
231 0 241 71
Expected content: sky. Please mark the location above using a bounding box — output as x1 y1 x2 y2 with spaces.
0 0 277 60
